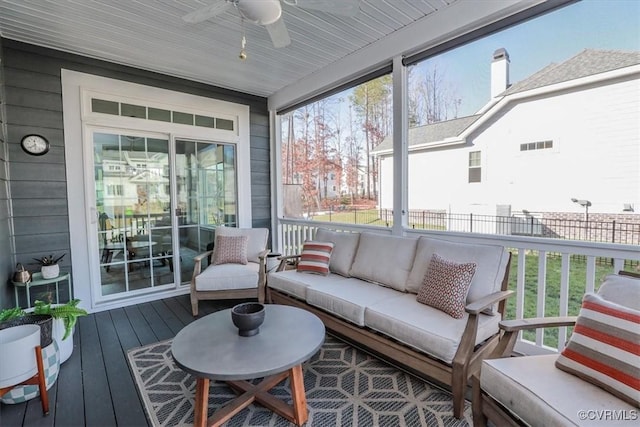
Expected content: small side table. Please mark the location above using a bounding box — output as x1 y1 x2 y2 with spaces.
13 272 72 308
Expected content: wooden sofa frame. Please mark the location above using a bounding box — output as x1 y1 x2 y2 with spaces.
472 270 640 426
267 254 513 419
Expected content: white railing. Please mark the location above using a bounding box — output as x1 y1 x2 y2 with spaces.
276 218 640 355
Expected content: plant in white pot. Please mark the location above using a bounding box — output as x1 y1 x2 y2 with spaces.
33 299 87 363
32 253 65 279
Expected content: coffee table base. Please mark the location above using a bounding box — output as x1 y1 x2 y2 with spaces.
193 364 308 427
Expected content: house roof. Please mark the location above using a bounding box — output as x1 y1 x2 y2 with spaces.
503 49 640 95
373 115 480 153
373 49 640 155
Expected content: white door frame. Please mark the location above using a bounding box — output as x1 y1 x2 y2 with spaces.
61 70 251 312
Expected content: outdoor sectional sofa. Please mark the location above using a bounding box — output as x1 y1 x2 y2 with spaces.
266 228 512 419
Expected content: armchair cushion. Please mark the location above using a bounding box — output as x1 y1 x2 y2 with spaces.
555 292 640 407
598 273 640 310
214 227 269 263
297 241 334 275
195 262 259 291
212 235 248 265
416 254 476 319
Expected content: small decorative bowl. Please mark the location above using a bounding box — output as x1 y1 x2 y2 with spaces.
231 302 265 337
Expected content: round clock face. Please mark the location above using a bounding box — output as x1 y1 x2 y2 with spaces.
21 134 50 156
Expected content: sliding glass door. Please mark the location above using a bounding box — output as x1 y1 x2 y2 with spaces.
92 131 237 299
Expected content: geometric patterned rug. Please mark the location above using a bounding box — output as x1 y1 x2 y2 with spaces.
126 335 472 427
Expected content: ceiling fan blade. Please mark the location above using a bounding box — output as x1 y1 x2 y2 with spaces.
182 0 232 23
293 0 360 17
265 17 291 48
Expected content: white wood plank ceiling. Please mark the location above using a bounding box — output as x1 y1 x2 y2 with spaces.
0 0 541 103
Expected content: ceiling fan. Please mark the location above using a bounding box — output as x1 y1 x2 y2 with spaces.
182 0 361 49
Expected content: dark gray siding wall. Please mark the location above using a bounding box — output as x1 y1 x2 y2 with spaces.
0 38 15 309
1 39 271 306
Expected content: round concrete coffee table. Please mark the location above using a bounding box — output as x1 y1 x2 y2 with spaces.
172 304 325 427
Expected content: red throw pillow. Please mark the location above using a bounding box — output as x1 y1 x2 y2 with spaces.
297 241 334 275
416 253 476 319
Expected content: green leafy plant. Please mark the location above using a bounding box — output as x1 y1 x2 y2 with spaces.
32 253 66 266
0 307 26 322
33 299 87 340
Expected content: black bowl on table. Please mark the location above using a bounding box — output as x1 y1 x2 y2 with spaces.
231 302 265 337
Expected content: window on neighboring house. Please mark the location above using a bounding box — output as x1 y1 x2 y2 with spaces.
520 140 553 151
468 151 481 183
106 184 123 196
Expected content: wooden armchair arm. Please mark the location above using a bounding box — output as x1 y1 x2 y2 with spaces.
493 316 578 358
193 250 213 263
465 290 514 315
190 250 213 292
500 316 578 332
257 249 271 304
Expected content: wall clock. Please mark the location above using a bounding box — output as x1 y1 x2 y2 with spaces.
21 134 50 156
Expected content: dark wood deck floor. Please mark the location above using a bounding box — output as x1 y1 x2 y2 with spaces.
0 295 242 427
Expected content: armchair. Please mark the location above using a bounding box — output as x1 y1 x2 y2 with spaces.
190 227 269 316
473 271 640 426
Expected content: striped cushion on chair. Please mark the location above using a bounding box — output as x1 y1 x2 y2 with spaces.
555 292 640 407
297 241 334 276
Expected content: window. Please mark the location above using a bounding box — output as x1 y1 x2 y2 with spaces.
521 140 553 151
105 184 123 196
468 151 481 183
404 0 638 233
279 73 392 225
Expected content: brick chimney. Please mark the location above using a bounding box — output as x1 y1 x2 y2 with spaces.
491 48 510 98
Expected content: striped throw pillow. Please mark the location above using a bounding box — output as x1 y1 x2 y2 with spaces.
297 241 334 276
555 292 640 407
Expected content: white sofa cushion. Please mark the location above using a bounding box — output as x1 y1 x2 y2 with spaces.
215 227 268 263
364 293 500 363
314 228 360 276
195 262 259 291
481 355 636 426
406 236 509 311
306 278 401 326
598 273 640 310
267 270 353 300
349 232 417 292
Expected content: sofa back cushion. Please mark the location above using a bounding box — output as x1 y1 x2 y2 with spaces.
406 236 509 311
349 232 417 292
314 228 360 276
215 227 268 263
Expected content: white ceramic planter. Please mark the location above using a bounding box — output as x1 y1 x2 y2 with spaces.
41 264 60 279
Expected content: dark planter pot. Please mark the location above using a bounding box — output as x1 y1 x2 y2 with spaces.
231 303 265 337
0 314 54 347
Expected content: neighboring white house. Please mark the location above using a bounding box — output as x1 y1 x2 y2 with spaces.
373 49 640 218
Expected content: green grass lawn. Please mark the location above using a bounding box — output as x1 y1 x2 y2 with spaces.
504 252 620 348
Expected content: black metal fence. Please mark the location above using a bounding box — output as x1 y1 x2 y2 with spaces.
310 207 640 246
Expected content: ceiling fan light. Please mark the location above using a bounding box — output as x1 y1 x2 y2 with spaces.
237 0 282 25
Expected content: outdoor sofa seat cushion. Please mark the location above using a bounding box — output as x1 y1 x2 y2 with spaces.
194 262 259 291
364 293 501 363
267 269 354 300
305 278 402 326
481 354 636 426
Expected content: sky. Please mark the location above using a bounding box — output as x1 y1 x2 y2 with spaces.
421 0 640 117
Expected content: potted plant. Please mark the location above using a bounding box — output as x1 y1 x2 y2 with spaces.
32 253 65 279
0 298 87 364
33 299 87 363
